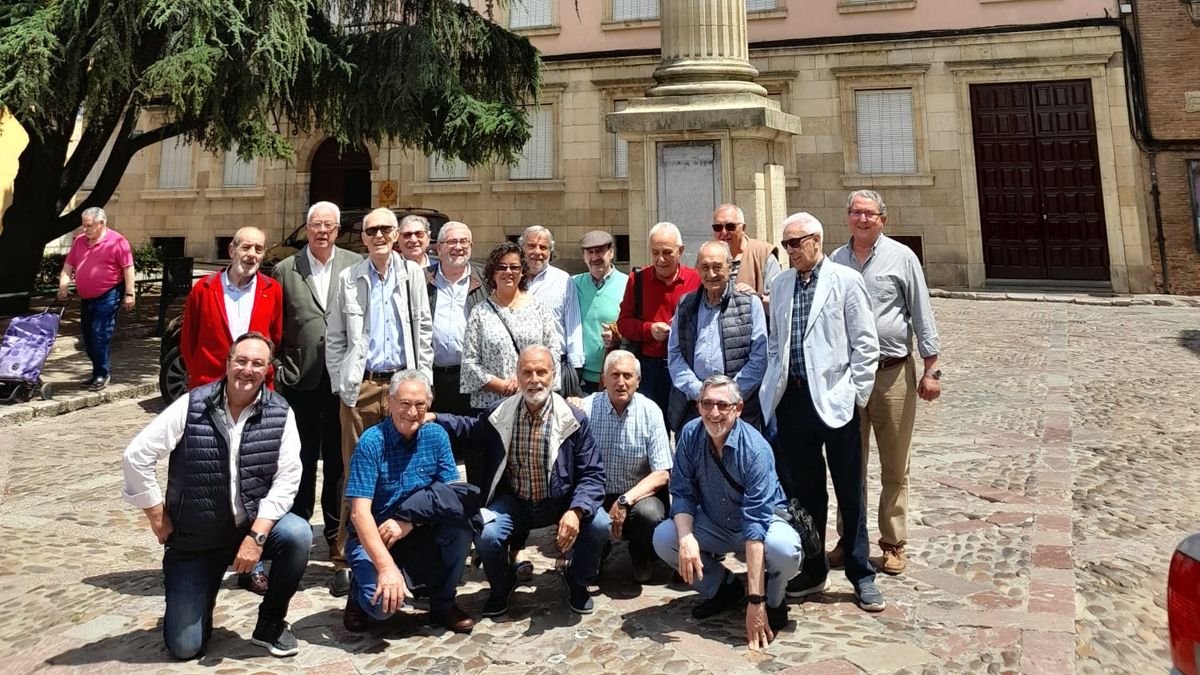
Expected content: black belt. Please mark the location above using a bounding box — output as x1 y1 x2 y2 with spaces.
879 354 910 370
363 369 399 382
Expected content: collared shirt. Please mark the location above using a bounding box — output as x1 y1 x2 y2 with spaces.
343 419 459 526
573 267 630 383
616 265 703 359
830 235 941 359
121 389 303 523
589 266 615 289
528 265 584 368
222 269 258 340
668 288 768 400
581 391 671 495
305 246 334 310
508 401 553 502
788 258 824 379
365 259 407 372
64 229 134 299
669 419 785 542
431 266 472 366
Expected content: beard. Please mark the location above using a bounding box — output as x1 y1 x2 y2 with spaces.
522 386 550 408
232 258 260 278
702 414 734 440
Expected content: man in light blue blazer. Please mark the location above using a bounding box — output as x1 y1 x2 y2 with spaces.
759 212 884 612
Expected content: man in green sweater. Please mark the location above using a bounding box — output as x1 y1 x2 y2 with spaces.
572 230 629 394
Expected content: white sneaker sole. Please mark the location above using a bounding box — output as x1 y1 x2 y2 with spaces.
785 578 828 599
249 637 298 657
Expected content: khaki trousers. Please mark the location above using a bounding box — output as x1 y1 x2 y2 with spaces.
837 355 917 548
333 378 390 568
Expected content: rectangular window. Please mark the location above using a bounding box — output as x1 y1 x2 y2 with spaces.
428 154 469 181
222 142 258 187
746 0 777 10
508 0 553 29
158 136 193 189
613 0 658 20
509 108 554 180
856 88 917 174
1189 160 1200 252
613 100 629 179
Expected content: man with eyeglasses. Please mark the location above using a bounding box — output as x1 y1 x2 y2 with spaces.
828 190 941 576
271 201 362 595
397 214 436 268
327 207 434 595
572 229 627 394
710 204 781 306
121 332 310 659
341 370 477 635
759 212 884 613
652 375 802 649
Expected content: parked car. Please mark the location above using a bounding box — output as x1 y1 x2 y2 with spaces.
1169 533 1200 675
157 206 448 403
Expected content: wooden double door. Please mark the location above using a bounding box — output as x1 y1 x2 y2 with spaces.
971 80 1110 281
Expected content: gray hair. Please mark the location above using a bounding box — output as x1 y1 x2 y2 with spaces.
81 207 107 224
781 212 824 239
846 189 887 216
231 226 266 247
518 225 555 253
696 240 732 266
399 214 431 233
437 221 473 243
648 222 683 247
388 369 433 399
700 374 743 405
603 349 641 378
714 203 745 223
306 201 340 224
364 207 399 229
519 344 557 375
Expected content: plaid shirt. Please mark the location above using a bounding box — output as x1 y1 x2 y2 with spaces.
507 401 553 501
582 391 672 495
343 420 459 528
789 258 824 379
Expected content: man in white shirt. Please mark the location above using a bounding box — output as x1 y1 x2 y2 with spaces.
122 333 309 660
520 226 584 393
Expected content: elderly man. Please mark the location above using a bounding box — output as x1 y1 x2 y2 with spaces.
57 207 136 391
653 375 801 649
828 190 941 575
711 204 781 304
579 350 671 583
342 370 476 634
572 230 628 394
181 226 283 390
433 345 609 616
667 241 767 433
272 201 361 595
397 214 435 268
520 226 585 394
616 222 701 413
327 207 433 595
122 332 310 659
760 212 883 612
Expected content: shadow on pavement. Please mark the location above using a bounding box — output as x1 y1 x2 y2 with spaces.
137 397 166 414
1179 330 1200 357
44 626 242 666
81 569 162 596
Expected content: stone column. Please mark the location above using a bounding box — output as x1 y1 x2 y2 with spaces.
650 0 767 97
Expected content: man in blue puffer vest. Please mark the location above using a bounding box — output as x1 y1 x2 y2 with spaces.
122 332 310 659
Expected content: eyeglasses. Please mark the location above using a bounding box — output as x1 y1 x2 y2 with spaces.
494 263 522 272
782 232 819 249
440 238 472 248
848 210 882 220
393 400 429 411
711 222 742 233
399 230 427 239
698 399 737 413
364 225 395 238
308 221 339 231
231 357 270 371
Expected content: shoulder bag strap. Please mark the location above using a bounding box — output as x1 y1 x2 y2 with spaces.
486 299 522 356
706 441 744 493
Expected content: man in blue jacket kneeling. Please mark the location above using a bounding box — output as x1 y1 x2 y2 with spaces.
434 344 609 617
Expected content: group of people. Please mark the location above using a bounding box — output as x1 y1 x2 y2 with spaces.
119 189 941 659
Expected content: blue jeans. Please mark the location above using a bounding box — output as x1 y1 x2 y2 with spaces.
345 522 471 617
79 285 121 379
476 492 611 590
653 513 802 607
161 513 311 660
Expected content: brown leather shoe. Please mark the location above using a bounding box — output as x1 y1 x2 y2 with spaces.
430 605 475 634
880 544 907 575
826 544 846 569
343 595 369 633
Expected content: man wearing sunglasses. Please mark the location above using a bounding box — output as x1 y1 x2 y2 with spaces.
327 207 434 589
397 214 436 268
759 212 884 613
710 204 781 305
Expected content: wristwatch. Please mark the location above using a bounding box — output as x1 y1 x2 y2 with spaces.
247 530 267 546
746 594 765 605
926 369 942 381
616 494 631 509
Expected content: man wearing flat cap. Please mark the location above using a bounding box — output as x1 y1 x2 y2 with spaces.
572 230 628 394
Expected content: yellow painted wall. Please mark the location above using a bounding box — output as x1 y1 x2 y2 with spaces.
0 111 30 230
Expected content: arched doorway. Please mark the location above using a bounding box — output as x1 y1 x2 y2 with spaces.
309 139 372 209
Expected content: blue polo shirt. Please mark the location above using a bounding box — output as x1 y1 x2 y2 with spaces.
344 420 459 526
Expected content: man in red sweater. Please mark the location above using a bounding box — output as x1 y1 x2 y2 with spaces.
616 222 700 414
181 226 283 390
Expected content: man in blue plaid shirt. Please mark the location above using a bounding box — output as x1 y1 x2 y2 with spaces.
579 350 671 583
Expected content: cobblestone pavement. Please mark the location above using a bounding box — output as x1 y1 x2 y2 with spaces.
1 297 1197 674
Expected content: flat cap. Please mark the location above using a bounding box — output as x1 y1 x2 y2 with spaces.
579 229 614 249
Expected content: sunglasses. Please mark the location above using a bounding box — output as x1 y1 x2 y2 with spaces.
698 399 737 413
711 222 741 233
364 225 395 238
494 263 522 272
782 232 819 249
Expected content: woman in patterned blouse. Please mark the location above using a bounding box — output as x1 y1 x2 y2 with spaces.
460 242 561 410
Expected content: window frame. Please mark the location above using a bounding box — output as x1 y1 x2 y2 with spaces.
506 0 558 33
222 142 259 187
157 135 194 190
833 64 934 187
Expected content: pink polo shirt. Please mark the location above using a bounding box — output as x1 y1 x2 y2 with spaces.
64 230 134 299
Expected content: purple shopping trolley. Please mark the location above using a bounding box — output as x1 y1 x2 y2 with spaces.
0 301 66 404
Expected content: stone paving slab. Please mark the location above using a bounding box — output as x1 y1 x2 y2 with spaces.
0 298 1197 673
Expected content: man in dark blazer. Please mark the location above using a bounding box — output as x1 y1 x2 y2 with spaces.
272 201 362 596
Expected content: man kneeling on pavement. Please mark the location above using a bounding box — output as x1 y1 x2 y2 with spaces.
342 370 479 634
653 375 803 649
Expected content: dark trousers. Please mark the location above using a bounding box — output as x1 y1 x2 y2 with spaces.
80 285 121 379
580 379 602 395
774 380 875 584
602 490 668 564
432 365 483 487
346 523 471 617
637 356 672 414
280 374 343 557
